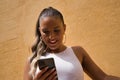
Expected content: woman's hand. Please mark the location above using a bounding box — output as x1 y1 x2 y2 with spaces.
33 67 57 80
104 75 120 80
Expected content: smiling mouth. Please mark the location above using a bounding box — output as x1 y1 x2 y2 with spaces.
49 40 58 46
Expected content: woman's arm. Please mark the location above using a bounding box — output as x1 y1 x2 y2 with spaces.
73 46 120 80
81 46 106 80
23 58 32 80
23 58 57 80
104 75 120 80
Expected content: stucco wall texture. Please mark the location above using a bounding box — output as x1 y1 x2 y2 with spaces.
0 0 120 80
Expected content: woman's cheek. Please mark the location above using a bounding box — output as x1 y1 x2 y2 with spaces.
41 36 47 42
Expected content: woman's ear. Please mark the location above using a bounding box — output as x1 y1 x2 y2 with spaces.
63 24 66 32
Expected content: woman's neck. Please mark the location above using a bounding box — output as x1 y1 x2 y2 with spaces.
46 45 67 53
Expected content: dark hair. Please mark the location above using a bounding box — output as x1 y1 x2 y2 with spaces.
30 7 64 62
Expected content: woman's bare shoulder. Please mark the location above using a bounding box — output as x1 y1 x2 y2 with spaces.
71 46 85 63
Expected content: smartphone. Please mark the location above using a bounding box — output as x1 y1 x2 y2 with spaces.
37 58 58 80
37 58 56 70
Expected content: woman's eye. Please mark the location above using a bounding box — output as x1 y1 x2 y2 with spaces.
43 31 49 34
54 29 60 33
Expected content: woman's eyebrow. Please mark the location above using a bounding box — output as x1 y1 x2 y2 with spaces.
42 28 48 31
54 26 59 29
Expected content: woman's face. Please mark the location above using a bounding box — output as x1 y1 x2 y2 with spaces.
39 16 66 51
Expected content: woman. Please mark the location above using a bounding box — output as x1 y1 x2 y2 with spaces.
24 7 120 80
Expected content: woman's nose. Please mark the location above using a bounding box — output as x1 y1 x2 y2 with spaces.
49 32 55 39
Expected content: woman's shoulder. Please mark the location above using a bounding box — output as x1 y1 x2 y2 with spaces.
71 46 85 63
71 46 83 50
24 57 31 70
71 46 86 54
23 57 32 80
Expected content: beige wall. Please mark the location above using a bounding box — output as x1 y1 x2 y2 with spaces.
0 0 120 80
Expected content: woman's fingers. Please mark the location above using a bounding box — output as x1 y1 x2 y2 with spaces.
34 67 48 80
41 68 56 80
34 67 58 80
34 67 57 80
53 75 58 80
45 68 57 80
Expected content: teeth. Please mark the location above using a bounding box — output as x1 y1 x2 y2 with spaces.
50 40 56 43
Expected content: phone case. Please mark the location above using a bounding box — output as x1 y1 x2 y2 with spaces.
37 58 56 70
37 58 58 80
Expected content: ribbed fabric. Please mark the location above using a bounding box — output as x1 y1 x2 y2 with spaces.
35 47 84 80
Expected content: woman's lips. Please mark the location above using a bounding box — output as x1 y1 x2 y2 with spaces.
49 40 58 46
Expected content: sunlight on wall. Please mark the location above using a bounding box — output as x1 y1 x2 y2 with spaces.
0 0 120 80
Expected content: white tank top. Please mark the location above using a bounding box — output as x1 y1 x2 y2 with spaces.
35 47 84 80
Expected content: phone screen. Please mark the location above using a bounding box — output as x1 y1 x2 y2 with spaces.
37 58 58 80
37 58 56 70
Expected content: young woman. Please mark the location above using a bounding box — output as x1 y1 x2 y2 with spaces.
23 7 120 80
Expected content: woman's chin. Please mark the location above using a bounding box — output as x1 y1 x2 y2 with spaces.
48 44 58 50
49 47 57 50
48 45 59 51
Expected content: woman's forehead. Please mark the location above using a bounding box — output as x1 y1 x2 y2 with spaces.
40 16 62 27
